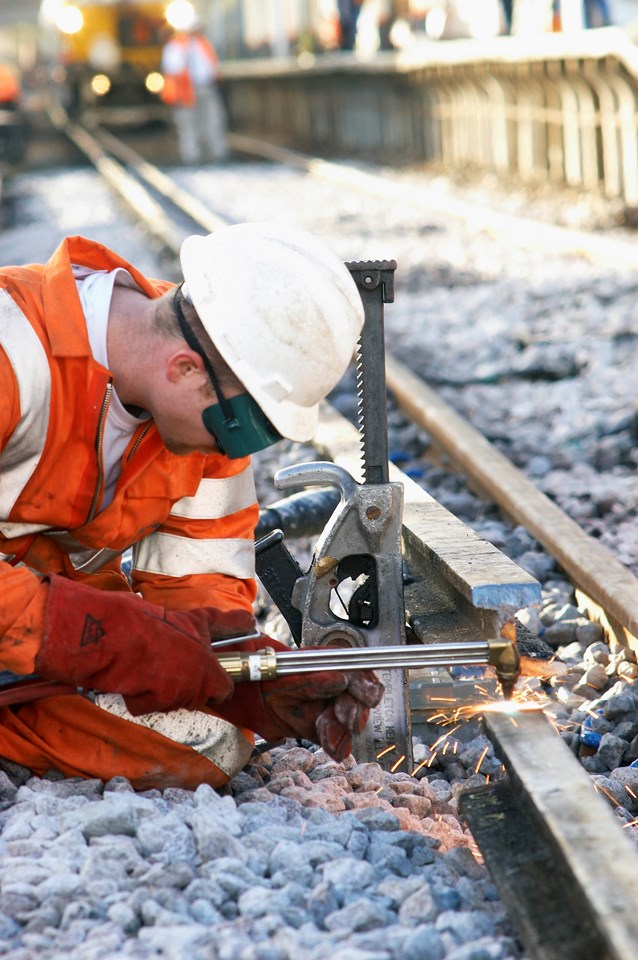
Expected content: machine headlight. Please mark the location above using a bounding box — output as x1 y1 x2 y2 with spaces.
90 74 111 96
145 72 164 94
55 4 84 35
165 0 196 30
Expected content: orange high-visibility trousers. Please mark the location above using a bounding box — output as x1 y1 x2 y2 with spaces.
0 695 254 791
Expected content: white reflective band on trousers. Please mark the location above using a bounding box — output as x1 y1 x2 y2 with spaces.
0 292 51 519
93 693 253 779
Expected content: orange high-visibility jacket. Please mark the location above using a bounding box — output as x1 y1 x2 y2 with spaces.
161 33 219 107
0 236 259 789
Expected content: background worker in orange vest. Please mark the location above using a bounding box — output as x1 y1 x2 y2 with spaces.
0 63 20 109
161 14 229 164
0 221 384 791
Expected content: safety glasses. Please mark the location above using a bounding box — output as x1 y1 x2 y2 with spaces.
173 285 282 458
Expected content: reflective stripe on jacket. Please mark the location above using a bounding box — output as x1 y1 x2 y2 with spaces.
0 235 258 676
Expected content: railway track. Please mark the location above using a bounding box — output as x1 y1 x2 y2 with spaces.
43 104 638 958
47 103 638 654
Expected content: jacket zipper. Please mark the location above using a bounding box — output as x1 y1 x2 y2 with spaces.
87 383 112 523
127 420 154 462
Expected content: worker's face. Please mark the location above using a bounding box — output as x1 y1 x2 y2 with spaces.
165 284 282 458
153 354 246 457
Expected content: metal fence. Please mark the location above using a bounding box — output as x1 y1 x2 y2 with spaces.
223 27 638 206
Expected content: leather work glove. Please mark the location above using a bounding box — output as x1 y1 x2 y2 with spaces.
36 575 256 716
212 636 385 763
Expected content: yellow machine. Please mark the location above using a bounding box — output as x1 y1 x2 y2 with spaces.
39 0 199 118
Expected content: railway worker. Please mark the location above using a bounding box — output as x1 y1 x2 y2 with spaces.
0 222 384 791
583 0 612 28
0 63 19 109
160 14 229 165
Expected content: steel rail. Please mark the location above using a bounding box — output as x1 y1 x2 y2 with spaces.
383 352 638 649
88 123 230 234
227 133 638 271
461 709 638 960
45 99 226 263
46 99 183 257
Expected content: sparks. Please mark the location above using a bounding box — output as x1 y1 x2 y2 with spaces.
411 756 432 776
594 783 621 807
475 745 489 774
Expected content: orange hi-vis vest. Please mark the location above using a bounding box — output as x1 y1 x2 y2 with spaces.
0 236 258 789
161 33 219 107
0 65 19 105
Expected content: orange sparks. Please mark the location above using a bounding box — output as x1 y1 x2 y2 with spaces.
411 757 431 776
475 745 489 774
625 785 638 800
594 783 621 807
390 755 406 773
428 712 449 724
431 734 449 751
376 744 396 760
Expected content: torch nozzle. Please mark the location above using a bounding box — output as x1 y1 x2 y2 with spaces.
487 635 521 700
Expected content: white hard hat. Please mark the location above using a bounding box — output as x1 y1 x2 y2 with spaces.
180 223 364 442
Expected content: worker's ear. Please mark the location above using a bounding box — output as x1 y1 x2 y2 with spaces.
166 348 206 384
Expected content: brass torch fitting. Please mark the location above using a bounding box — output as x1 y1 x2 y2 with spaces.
216 648 278 682
487 627 520 700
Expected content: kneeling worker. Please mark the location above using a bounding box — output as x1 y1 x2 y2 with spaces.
0 222 384 790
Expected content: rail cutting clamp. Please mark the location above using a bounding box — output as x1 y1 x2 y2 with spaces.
273 458 411 768
257 261 414 769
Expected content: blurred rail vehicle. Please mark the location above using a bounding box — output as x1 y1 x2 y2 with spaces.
39 0 173 122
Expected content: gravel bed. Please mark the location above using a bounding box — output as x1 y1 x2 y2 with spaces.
1 147 638 957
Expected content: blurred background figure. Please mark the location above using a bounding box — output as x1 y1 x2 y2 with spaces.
0 63 20 110
501 0 514 31
0 62 29 170
338 0 363 49
584 0 613 25
160 10 228 165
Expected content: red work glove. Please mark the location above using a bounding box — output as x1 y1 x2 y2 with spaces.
212 635 385 763
36 575 256 716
